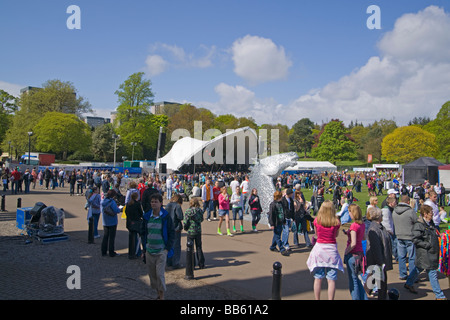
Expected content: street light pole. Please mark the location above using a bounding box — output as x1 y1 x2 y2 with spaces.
112 134 119 169
27 132 33 165
131 142 137 161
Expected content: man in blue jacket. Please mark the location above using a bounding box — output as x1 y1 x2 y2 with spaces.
141 193 174 300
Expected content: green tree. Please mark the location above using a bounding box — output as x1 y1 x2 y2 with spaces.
91 123 116 162
0 90 18 151
381 126 439 163
114 72 161 160
4 80 91 157
33 112 92 160
312 120 356 162
288 118 315 158
423 101 450 163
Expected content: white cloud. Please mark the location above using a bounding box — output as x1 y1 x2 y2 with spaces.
145 43 216 76
0 81 24 97
281 5 450 126
145 55 168 76
231 35 292 85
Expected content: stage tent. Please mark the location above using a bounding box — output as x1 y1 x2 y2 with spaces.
158 127 258 172
403 157 444 185
283 161 337 174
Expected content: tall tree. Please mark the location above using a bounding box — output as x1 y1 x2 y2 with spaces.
3 80 91 157
312 120 356 162
288 118 315 158
381 126 439 163
114 72 160 160
0 90 18 151
423 101 450 163
33 112 92 160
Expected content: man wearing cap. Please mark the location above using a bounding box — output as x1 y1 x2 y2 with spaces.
381 188 398 208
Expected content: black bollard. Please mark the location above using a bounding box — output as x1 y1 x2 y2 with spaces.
17 197 22 208
1 195 5 211
272 261 282 300
185 239 195 280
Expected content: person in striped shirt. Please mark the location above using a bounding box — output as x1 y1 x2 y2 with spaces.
142 193 175 300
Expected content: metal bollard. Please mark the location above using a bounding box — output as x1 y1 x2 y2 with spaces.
1 195 5 211
185 239 195 280
272 261 282 300
17 197 22 208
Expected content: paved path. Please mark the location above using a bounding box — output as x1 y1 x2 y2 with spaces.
0 186 449 301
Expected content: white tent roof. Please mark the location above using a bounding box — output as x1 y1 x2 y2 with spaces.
284 161 337 172
159 127 258 171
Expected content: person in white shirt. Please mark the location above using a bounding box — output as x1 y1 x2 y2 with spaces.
240 176 250 214
166 175 173 200
424 190 440 230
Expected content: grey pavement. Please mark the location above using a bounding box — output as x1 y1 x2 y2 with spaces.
0 185 449 301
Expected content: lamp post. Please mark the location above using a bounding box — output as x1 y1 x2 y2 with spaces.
131 142 137 161
27 132 33 165
8 141 11 162
112 134 119 169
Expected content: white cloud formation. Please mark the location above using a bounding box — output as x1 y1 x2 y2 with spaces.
145 43 216 76
231 35 292 85
0 81 24 97
205 6 450 127
145 55 168 76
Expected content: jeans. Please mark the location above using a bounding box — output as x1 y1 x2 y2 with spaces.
242 193 248 214
187 234 205 268
270 224 285 253
166 187 172 200
408 268 446 299
167 231 182 267
390 233 398 261
282 219 292 249
251 210 261 228
203 200 213 220
344 253 368 300
397 239 417 279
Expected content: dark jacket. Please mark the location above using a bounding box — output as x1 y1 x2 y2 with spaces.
125 201 143 230
248 194 262 212
281 196 295 219
165 202 184 232
268 200 285 227
366 221 393 271
412 216 440 270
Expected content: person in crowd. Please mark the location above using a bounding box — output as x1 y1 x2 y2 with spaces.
183 197 205 269
365 206 393 300
248 188 262 232
408 204 447 300
240 176 250 215
141 193 174 300
87 186 102 242
343 203 367 300
337 196 351 224
424 190 441 231
212 180 221 220
76 170 83 195
393 195 418 284
217 186 232 236
68 171 76 196
230 186 244 233
439 206 448 224
125 191 143 259
281 188 295 252
293 190 313 248
381 196 398 262
125 181 140 204
165 194 184 269
306 200 343 300
202 179 214 221
101 189 122 257
269 190 289 256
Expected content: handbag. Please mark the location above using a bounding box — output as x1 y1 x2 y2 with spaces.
128 219 141 233
103 204 116 216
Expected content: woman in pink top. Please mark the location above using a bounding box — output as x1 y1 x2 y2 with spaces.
343 204 367 300
217 186 232 236
306 200 343 300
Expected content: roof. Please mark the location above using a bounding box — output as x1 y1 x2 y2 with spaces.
438 164 450 170
403 157 444 168
159 127 258 171
284 161 337 171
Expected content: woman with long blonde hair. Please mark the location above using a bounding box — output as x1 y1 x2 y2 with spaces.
306 200 344 300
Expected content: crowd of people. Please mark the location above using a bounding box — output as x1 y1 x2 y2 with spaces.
2 162 449 300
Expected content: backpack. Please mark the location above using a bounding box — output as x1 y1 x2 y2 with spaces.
103 202 116 216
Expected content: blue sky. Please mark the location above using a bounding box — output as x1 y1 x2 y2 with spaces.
1 0 449 127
